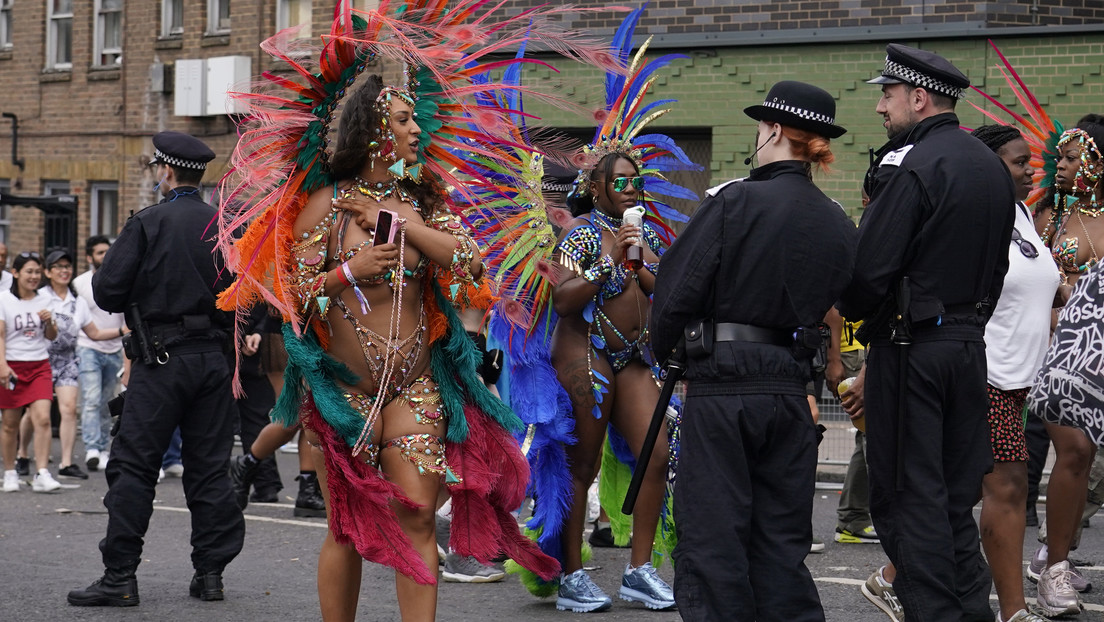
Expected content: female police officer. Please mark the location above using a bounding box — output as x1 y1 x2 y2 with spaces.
650 81 856 621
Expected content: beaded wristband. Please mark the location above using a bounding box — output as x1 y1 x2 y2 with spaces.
582 254 614 285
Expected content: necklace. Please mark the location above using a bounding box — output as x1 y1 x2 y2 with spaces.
1075 196 1104 218
591 209 622 235
352 176 398 202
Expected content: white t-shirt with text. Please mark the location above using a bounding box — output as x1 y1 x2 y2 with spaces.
0 290 54 361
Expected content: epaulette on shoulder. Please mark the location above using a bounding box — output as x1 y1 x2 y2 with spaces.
705 177 747 197
879 144 915 168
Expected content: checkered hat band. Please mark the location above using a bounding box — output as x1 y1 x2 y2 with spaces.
761 100 835 125
883 59 965 99
153 148 207 170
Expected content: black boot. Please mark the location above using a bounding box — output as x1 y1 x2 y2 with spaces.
189 570 224 601
294 472 326 518
228 454 259 510
68 568 139 607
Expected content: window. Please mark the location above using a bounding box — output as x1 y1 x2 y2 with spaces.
207 0 230 34
90 183 119 238
95 0 123 66
43 180 70 197
0 180 10 244
277 0 312 35
0 0 12 51
162 0 183 36
47 0 73 70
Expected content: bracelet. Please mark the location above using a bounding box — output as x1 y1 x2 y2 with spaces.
582 254 615 285
337 262 355 288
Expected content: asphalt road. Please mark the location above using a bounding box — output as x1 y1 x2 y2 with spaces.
3 443 1104 621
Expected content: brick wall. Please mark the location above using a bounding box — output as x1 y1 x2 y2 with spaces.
504 0 1103 38
522 34 1104 218
0 2 1102 261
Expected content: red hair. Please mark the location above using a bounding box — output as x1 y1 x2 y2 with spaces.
781 126 835 173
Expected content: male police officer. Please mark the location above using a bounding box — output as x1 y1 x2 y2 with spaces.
652 81 856 621
838 45 1015 621
68 131 244 607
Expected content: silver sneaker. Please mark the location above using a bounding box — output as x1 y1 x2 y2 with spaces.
556 569 612 613
619 562 675 610
1026 546 1091 592
1036 560 1083 618
1001 609 1051 622
861 566 905 621
441 552 505 583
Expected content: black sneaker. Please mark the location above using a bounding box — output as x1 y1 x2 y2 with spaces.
294 473 326 518
228 455 259 510
249 488 279 503
588 521 630 548
15 457 29 477
189 571 224 601
58 464 89 480
68 569 139 607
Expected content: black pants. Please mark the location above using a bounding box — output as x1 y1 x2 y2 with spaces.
673 389 824 622
865 341 992 622
100 348 245 574
237 369 281 494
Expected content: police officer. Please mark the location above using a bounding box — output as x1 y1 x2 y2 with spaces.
838 45 1015 621
651 81 856 621
68 131 244 607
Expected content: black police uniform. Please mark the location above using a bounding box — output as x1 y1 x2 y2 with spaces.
652 154 856 618
88 135 244 590
236 303 281 499
838 46 1016 622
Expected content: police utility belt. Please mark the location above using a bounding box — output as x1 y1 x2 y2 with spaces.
123 304 227 366
684 319 829 371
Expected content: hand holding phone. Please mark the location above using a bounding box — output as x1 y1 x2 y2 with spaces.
374 209 401 246
7 373 17 391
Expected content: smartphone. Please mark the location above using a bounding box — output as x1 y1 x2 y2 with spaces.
374 209 401 246
7 374 16 391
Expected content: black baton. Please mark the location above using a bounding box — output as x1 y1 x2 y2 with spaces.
893 277 912 492
622 338 686 516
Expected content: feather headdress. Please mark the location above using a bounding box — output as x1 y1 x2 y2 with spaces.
215 0 625 329
969 39 1064 209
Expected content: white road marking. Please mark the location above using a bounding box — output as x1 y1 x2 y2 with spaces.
815 577 1104 612
154 505 326 528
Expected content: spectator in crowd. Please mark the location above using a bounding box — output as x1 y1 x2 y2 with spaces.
72 235 126 473
0 251 60 493
37 248 125 480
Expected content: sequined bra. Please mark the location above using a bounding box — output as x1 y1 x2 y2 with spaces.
554 214 663 301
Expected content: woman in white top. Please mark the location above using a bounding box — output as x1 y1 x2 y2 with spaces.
971 125 1063 622
17 249 122 481
0 252 60 493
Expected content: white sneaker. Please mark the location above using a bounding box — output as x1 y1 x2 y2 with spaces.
164 463 184 478
157 468 165 484
3 469 19 492
32 469 62 493
101 451 109 469
85 449 101 472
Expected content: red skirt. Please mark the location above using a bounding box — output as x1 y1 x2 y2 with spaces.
0 360 54 409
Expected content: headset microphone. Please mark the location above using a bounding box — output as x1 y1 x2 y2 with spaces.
744 132 777 166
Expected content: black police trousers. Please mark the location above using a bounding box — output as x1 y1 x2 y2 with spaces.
100 347 245 574
673 388 824 622
865 340 993 622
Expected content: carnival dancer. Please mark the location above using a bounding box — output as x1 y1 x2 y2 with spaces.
474 6 699 613
213 3 625 620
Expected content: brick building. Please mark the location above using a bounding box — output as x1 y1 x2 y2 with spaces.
0 1 1102 266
